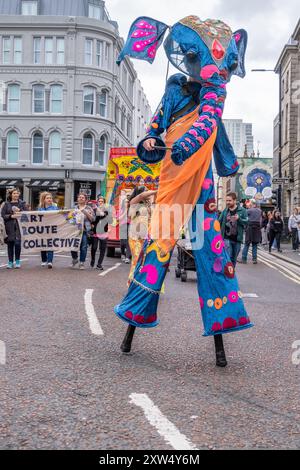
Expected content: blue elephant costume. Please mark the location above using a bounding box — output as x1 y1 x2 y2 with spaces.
114 16 253 338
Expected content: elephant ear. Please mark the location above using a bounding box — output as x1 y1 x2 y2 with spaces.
232 29 248 77
117 17 169 65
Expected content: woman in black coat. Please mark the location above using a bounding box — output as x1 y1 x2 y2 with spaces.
1 188 27 269
269 210 284 253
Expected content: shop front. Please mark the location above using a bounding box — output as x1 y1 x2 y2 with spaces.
0 179 24 203
26 180 65 209
74 181 97 201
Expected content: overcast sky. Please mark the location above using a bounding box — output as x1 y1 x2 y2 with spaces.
107 0 299 157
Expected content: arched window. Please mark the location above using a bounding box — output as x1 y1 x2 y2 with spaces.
33 84 45 113
50 85 63 113
99 90 107 117
32 132 44 164
7 131 19 164
8 84 20 113
49 131 61 165
98 135 107 166
83 133 94 165
83 86 95 115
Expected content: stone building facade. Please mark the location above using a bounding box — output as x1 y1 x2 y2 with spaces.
0 1 152 208
274 19 300 217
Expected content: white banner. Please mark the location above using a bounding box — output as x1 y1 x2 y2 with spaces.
17 210 84 253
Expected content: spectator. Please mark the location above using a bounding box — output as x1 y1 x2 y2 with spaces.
91 196 111 271
269 210 284 253
1 188 28 269
261 212 269 248
38 192 57 269
242 201 262 264
119 195 131 264
288 208 300 252
219 192 248 267
71 193 95 270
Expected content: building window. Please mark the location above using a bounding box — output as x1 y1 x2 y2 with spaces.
50 85 63 113
98 135 107 166
285 104 289 142
121 107 126 132
128 77 134 102
13 37 22 64
83 133 94 165
286 71 289 93
33 84 45 113
7 131 19 164
8 84 20 113
33 37 41 64
56 38 65 65
3 37 11 64
49 131 61 165
83 86 95 115
122 67 128 92
32 132 44 164
127 118 132 141
88 2 102 20
99 90 107 117
85 39 93 65
96 40 102 67
22 1 38 15
45 37 53 65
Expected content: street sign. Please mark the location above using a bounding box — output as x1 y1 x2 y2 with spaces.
272 178 290 185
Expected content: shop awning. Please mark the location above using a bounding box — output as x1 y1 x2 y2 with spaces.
26 180 63 189
0 179 22 188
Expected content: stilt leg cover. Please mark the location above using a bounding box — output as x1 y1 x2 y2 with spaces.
114 239 171 328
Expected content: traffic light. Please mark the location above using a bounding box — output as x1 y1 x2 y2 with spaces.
271 189 278 207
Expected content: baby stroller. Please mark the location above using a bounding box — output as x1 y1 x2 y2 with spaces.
175 228 196 282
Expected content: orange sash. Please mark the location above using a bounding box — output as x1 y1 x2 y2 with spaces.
150 108 217 253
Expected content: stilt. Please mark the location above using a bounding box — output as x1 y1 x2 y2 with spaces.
214 334 227 368
121 325 136 353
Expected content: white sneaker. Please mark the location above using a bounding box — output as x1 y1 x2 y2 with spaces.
79 263 85 270
71 258 79 268
125 258 130 264
47 263 53 269
41 262 47 267
121 255 126 262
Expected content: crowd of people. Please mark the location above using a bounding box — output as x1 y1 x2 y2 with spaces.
218 192 300 266
1 187 300 275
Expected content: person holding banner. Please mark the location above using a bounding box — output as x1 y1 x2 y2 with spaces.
1 188 28 269
38 192 58 269
71 193 95 270
91 196 111 270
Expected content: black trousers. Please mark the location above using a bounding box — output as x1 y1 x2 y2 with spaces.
291 228 299 250
91 238 107 267
7 240 21 263
269 230 281 252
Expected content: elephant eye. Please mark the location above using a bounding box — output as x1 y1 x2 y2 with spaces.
186 51 197 61
229 61 238 72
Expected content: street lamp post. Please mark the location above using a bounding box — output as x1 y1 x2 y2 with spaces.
251 67 282 212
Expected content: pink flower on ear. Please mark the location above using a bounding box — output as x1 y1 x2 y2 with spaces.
234 32 241 43
200 64 220 80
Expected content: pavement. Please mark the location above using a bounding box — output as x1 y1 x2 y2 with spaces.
0 247 300 450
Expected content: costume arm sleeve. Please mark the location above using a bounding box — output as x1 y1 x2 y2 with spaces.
171 82 227 166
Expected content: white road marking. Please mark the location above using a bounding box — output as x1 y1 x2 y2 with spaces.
0 341 6 365
130 393 198 451
84 289 104 336
242 293 259 299
258 255 300 285
99 263 121 277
